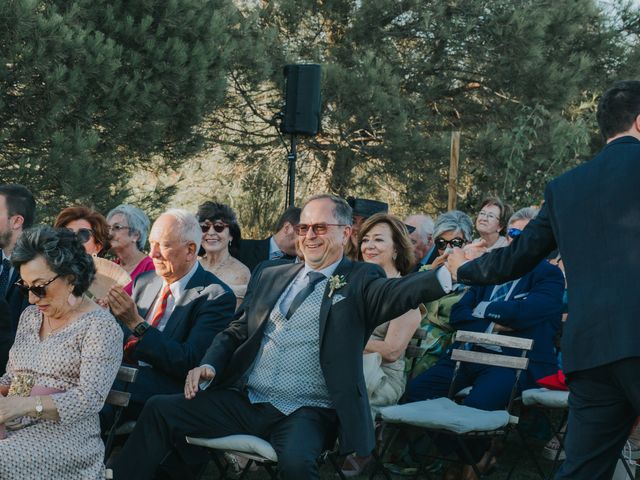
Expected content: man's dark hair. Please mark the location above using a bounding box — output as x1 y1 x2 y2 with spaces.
0 184 36 228
597 80 640 140
274 207 301 232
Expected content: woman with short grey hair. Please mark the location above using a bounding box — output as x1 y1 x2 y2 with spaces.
411 211 474 375
0 226 122 479
106 204 154 295
432 210 474 246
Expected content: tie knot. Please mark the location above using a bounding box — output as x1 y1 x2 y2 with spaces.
2 258 10 270
160 285 172 300
307 272 325 286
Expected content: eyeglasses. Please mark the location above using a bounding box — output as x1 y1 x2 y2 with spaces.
294 223 347 236
75 228 94 244
477 211 499 221
507 228 522 239
108 224 130 233
200 222 229 234
15 275 60 299
435 237 466 250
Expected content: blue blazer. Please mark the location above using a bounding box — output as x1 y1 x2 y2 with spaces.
450 260 564 385
127 264 236 402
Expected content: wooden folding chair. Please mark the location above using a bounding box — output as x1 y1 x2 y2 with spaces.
371 330 533 479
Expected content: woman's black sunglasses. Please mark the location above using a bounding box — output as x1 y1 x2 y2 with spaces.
15 274 60 299
75 228 94 244
435 237 466 250
200 222 229 234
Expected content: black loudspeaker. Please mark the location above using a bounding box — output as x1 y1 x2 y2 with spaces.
281 64 321 136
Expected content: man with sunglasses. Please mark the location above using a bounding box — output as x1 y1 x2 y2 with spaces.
0 184 35 374
449 81 640 480
111 194 455 480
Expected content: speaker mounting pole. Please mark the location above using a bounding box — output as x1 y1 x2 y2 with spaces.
279 64 322 209
287 135 297 208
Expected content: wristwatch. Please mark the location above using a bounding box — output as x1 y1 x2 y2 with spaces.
132 321 150 338
34 396 43 419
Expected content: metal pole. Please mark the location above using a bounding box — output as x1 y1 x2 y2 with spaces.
287 135 297 208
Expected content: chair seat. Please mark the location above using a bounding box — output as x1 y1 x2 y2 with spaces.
185 434 278 462
380 397 511 434
522 388 569 408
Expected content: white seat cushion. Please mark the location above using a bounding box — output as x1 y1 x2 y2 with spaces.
380 397 511 434
521 388 569 408
456 386 472 397
185 434 278 462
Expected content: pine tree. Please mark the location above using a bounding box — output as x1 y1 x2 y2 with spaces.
0 0 241 220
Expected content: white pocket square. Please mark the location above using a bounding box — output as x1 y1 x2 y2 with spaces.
331 294 346 305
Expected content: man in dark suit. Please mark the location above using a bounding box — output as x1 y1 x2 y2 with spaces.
106 208 235 418
111 194 454 480
449 80 640 479
236 206 301 271
0 184 35 374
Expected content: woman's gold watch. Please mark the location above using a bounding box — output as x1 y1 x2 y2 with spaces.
34 396 43 419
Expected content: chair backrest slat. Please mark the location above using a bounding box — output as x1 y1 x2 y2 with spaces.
405 345 425 359
106 389 131 408
412 328 427 341
451 348 529 370
455 331 533 351
116 365 139 384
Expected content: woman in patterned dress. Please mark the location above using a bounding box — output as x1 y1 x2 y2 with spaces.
0 226 123 479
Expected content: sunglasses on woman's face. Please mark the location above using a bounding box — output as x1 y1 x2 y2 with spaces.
507 228 522 239
15 274 60 299
74 228 94 244
434 237 466 250
200 222 229 234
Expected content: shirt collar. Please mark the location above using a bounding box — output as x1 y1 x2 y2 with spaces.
302 257 342 279
162 261 199 301
268 236 281 256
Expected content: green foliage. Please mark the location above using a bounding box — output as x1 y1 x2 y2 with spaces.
219 0 640 226
3 0 640 235
0 0 239 221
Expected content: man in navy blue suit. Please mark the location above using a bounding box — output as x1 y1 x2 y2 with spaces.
0 184 35 374
407 208 564 476
105 209 235 418
450 80 640 479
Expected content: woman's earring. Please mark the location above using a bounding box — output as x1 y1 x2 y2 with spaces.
68 294 77 307
392 252 397 261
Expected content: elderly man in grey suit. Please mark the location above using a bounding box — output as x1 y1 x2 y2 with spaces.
105 209 235 420
111 195 456 480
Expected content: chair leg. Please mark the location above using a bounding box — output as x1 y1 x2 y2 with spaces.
368 425 398 480
618 452 635 480
325 451 347 480
455 437 485 479
264 463 278 480
212 452 231 480
514 426 547 479
237 459 255 480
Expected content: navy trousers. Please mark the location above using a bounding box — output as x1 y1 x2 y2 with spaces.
556 357 640 480
110 388 337 480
